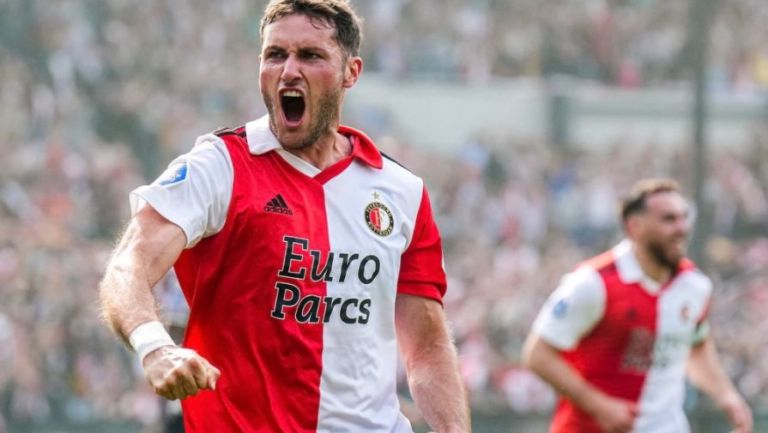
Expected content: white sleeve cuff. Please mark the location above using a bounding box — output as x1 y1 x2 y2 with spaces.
130 189 197 247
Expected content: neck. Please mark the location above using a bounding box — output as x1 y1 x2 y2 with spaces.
283 128 352 170
631 242 672 284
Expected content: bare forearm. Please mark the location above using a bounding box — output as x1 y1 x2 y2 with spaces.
396 295 471 433
407 340 470 433
688 337 753 432
100 250 162 341
522 336 602 414
99 208 186 343
687 338 738 400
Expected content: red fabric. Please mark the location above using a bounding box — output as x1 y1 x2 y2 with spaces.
551 257 657 433
397 187 447 303
172 124 445 431
175 134 328 432
339 125 383 169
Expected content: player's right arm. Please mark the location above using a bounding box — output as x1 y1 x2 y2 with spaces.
522 336 638 433
522 267 638 433
99 207 220 400
99 133 233 400
100 206 186 343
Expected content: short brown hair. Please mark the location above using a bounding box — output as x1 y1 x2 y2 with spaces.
620 178 682 222
260 0 363 57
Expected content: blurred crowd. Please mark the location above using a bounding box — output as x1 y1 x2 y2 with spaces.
1 0 768 430
358 0 768 88
420 133 768 414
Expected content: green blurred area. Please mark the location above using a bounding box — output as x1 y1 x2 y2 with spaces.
9 411 768 433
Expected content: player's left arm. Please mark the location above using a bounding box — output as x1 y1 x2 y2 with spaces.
395 294 471 433
395 185 470 433
687 335 753 433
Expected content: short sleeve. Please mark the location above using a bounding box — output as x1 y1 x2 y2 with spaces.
129 134 234 248
532 266 606 350
692 300 711 345
397 186 447 303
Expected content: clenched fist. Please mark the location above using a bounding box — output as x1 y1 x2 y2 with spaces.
143 346 221 400
587 394 638 433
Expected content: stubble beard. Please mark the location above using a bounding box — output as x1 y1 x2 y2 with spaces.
264 88 341 150
646 238 683 272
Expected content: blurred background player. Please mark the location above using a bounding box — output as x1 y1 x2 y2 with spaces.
98 0 470 432
522 178 752 433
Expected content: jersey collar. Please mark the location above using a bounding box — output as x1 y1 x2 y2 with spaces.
613 239 663 293
245 115 281 155
613 240 646 281
339 125 384 169
613 239 695 294
244 115 383 169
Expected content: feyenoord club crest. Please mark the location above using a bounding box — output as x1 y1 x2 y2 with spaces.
680 305 690 322
365 193 394 237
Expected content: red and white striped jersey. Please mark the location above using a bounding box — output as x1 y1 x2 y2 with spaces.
532 240 711 433
130 116 447 433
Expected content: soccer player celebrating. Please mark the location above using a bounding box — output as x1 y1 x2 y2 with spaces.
98 1 471 432
522 178 752 433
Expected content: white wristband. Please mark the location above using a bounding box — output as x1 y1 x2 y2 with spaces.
129 321 176 364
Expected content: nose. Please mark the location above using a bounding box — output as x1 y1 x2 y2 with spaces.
280 54 301 83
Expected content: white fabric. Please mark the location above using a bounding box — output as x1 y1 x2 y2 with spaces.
631 409 690 433
130 115 344 247
614 240 661 294
633 269 712 433
276 148 322 177
315 158 424 433
130 134 234 248
129 321 176 364
245 115 281 155
532 266 606 350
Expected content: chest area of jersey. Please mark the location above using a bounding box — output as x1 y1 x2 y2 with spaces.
227 156 411 292
601 280 707 372
216 159 412 329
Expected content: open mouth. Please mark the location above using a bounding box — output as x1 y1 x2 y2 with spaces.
280 90 305 126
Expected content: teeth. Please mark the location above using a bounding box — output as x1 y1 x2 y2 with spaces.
282 90 302 98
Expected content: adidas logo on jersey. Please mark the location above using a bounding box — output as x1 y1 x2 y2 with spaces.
264 194 293 215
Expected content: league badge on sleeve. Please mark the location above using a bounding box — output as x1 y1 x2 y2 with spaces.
365 192 394 237
552 299 568 318
158 161 188 186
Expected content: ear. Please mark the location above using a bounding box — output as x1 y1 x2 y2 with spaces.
342 56 363 89
625 214 644 240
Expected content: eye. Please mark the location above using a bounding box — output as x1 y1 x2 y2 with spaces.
300 51 322 60
264 50 287 60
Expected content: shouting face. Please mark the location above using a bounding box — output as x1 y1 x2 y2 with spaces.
259 13 361 150
632 191 691 269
